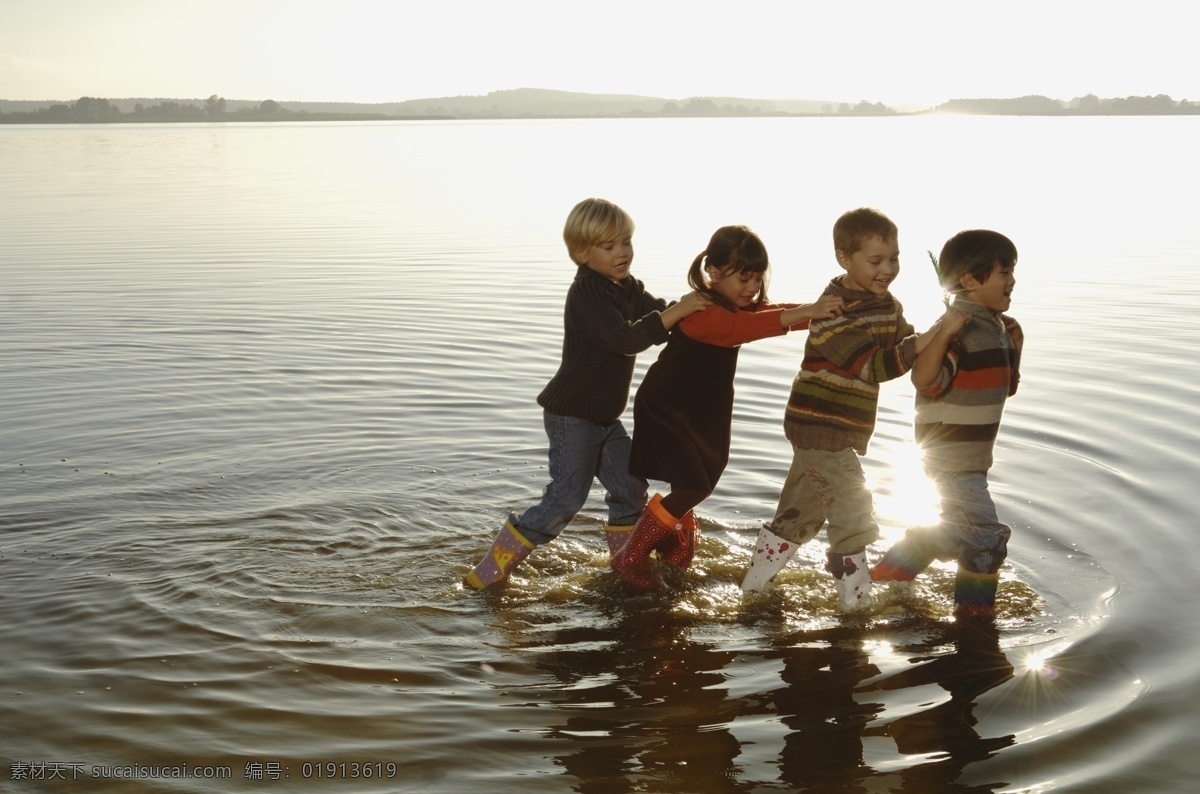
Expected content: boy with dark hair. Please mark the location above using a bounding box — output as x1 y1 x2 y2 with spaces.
871 229 1023 619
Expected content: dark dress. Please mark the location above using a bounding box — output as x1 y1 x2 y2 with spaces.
630 304 802 494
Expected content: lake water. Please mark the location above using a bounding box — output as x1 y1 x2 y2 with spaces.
2 115 1199 792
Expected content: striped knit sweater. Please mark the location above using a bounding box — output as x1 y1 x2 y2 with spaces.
784 277 919 454
915 296 1022 474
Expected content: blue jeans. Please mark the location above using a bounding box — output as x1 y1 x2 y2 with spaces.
511 412 649 545
907 470 1011 574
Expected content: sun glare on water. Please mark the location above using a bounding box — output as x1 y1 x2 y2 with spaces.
872 444 942 537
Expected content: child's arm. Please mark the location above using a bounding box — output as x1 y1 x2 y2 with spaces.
911 307 970 391
679 295 843 348
572 286 709 356
806 305 919 384
660 291 710 331
780 295 845 328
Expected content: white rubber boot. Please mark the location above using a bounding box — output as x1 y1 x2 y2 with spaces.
827 549 873 610
741 525 800 592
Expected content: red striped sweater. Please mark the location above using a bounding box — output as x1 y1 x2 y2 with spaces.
914 297 1022 473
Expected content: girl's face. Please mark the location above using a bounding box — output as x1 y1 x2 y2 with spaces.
708 265 764 309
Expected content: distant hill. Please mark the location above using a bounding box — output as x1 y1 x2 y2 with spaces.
383 87 850 117
2 89 1197 122
930 93 1197 115
0 89 893 121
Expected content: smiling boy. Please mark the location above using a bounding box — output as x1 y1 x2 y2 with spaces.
741 207 948 608
872 230 1023 619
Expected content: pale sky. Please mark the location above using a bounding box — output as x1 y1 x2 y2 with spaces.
2 0 1196 107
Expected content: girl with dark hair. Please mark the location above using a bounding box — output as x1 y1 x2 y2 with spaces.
611 226 844 590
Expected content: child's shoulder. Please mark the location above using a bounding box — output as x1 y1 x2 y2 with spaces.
568 270 649 305
1000 313 1023 341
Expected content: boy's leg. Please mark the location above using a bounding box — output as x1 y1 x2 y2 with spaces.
741 446 827 592
594 416 648 517
464 520 537 589
871 521 952 582
945 472 1011 576
809 448 879 609
593 418 649 557
466 412 599 588
873 471 967 582
512 412 608 544
946 472 1011 618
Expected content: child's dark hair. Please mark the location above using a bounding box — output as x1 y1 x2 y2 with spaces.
938 230 1018 291
687 225 771 310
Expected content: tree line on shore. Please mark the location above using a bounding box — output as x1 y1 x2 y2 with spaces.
2 90 1197 124
0 95 394 123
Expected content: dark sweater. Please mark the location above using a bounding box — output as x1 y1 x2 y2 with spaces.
537 265 670 422
631 304 796 492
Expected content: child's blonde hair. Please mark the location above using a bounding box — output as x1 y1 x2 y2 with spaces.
833 207 898 256
563 198 634 264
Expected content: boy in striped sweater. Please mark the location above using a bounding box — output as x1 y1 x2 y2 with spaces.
741 208 947 609
871 230 1022 619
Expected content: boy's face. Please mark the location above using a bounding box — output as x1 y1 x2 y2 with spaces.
836 235 899 297
575 234 634 283
964 261 1016 312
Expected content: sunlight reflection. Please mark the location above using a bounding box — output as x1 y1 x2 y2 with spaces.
1020 641 1073 679
873 444 941 533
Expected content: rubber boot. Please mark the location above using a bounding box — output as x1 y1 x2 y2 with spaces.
464 520 536 589
827 549 873 610
610 494 678 591
604 524 634 557
740 525 800 592
871 538 935 582
954 567 999 619
660 509 699 568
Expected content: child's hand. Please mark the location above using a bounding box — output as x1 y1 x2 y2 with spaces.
678 290 712 315
806 295 845 320
937 307 971 336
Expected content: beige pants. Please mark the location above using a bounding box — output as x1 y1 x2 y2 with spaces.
768 446 879 553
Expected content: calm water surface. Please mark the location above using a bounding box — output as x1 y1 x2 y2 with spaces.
2 117 1200 792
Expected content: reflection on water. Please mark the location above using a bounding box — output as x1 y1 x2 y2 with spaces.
3 118 1200 792
861 620 1016 790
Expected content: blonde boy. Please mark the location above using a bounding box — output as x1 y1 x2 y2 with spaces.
465 198 706 588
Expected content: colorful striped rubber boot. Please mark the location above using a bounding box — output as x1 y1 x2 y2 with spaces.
464 520 536 589
660 508 699 568
954 568 1000 619
604 523 635 557
740 525 800 592
827 549 873 610
610 495 678 591
871 538 936 582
